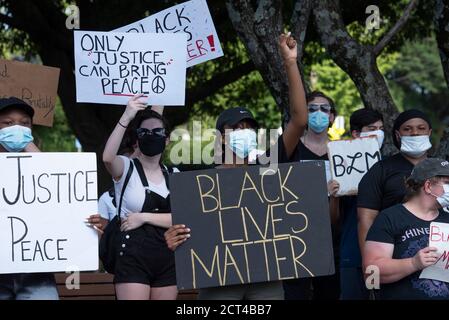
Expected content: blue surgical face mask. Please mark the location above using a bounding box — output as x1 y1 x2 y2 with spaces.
308 111 330 133
229 128 257 159
0 125 34 152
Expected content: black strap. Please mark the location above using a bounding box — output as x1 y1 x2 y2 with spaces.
133 158 149 187
162 164 173 189
133 158 172 190
108 187 116 207
117 160 134 224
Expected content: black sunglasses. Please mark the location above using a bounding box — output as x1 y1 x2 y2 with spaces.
136 127 166 138
308 103 331 113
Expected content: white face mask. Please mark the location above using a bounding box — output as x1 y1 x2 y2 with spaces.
434 184 449 209
360 130 384 149
400 135 432 158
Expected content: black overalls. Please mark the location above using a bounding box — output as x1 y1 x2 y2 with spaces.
113 159 176 287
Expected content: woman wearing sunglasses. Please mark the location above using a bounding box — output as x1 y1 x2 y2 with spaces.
103 98 178 300
282 91 341 300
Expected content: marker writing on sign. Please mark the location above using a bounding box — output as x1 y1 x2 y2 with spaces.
188 166 313 288
8 216 67 262
1 155 97 206
332 151 380 177
154 7 193 41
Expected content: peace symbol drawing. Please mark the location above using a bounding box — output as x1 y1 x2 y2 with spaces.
151 76 166 94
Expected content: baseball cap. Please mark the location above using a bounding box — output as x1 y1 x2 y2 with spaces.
216 107 258 133
409 158 449 183
0 97 34 119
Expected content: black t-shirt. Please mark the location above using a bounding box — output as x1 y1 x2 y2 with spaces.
358 153 414 211
290 139 328 161
255 134 292 165
367 204 449 300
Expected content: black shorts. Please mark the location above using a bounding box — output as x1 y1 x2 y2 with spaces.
113 225 176 287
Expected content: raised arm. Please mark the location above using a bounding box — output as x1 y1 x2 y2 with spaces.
279 33 308 159
103 94 147 180
151 105 164 115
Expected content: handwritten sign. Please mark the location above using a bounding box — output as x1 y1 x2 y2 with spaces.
420 222 449 283
328 137 380 196
114 0 223 67
74 31 187 106
0 153 99 274
0 59 60 127
170 162 335 290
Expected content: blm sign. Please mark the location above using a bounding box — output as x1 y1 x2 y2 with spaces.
170 162 335 290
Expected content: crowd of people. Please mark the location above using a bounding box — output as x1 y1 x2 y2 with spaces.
1 33 448 300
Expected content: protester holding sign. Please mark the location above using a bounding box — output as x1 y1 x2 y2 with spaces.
363 158 449 299
0 97 58 300
282 91 340 300
358 110 433 253
164 32 308 300
337 108 383 300
103 96 179 300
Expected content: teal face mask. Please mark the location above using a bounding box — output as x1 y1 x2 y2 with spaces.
229 129 257 159
308 111 330 133
0 125 34 152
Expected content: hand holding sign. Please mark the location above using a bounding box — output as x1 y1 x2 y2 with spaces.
328 180 340 197
121 94 148 124
420 222 449 283
413 247 439 270
164 224 191 251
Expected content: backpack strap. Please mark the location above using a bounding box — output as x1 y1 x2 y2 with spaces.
108 187 116 208
133 158 149 187
161 164 173 189
117 160 134 223
134 158 173 190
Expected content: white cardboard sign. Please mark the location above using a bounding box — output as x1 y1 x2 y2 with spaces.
114 0 223 67
0 153 99 274
420 222 449 283
327 137 381 196
74 30 187 106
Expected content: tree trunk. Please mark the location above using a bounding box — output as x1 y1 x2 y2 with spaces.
313 0 399 155
435 0 449 159
226 0 289 115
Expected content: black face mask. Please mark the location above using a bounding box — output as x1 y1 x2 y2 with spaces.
138 135 166 157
